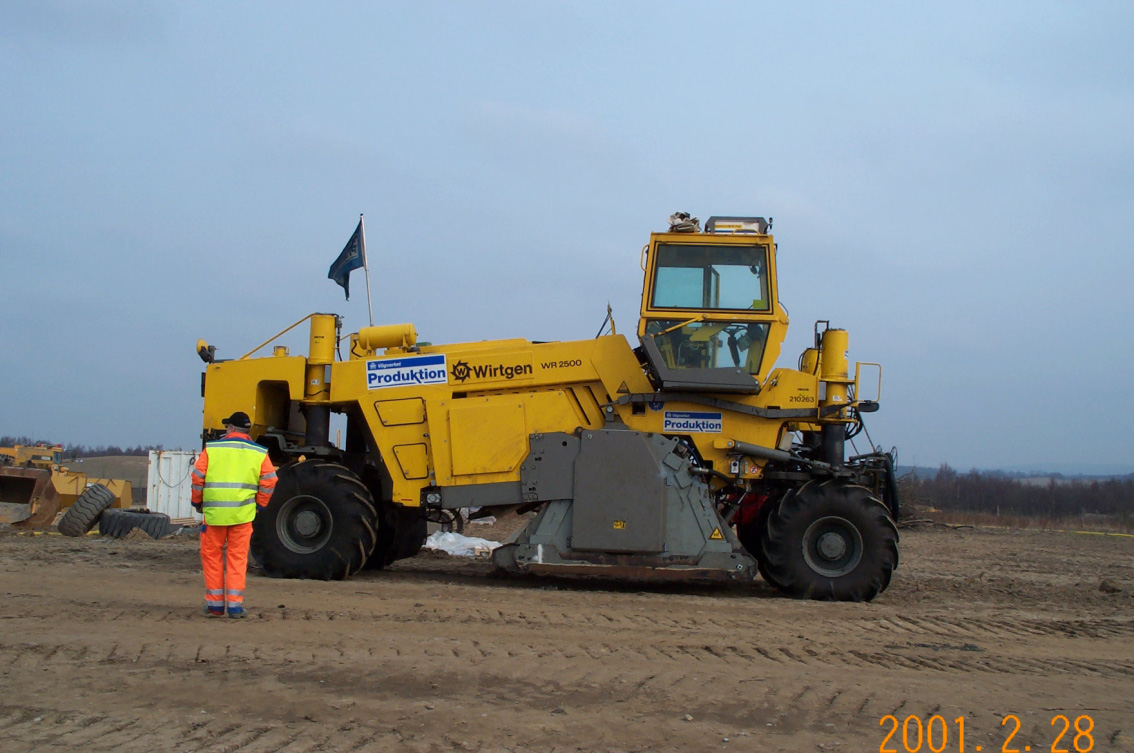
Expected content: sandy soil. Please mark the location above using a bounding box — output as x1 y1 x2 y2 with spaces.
1 524 1131 753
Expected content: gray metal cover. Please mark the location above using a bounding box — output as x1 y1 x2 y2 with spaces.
570 431 667 553
520 433 579 502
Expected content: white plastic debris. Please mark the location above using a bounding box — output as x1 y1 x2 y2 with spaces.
424 531 501 557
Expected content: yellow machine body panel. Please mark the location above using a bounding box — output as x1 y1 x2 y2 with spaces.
374 398 426 426
392 444 430 480
201 355 308 437
330 335 643 504
448 400 528 476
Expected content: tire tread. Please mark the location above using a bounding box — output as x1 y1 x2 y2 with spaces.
98 509 173 539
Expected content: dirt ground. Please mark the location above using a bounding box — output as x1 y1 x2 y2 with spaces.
1 523 1131 753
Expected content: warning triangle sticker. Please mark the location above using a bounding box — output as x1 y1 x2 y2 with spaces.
709 527 724 540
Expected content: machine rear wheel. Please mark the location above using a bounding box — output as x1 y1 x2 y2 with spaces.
252 461 378 580
761 480 898 601
363 502 427 569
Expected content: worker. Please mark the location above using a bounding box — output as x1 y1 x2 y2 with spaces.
190 411 277 618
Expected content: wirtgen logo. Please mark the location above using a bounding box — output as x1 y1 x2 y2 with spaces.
450 360 533 383
451 360 471 382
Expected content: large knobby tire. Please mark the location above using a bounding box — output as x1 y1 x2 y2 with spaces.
761 480 899 602
99 509 173 539
363 502 428 570
58 484 115 537
252 461 378 580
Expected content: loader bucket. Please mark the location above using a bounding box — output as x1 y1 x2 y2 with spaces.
0 467 62 528
52 470 133 509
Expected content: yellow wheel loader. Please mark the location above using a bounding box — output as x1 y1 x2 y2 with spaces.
197 215 900 600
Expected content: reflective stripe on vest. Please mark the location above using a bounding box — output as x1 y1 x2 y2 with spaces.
201 438 267 526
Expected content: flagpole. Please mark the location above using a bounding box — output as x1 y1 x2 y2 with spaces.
360 213 374 326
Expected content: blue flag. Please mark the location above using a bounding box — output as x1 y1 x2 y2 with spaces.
328 219 365 300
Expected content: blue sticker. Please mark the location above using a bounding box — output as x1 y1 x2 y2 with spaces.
367 354 448 390
663 410 723 433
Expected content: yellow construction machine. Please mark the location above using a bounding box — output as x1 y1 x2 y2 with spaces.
196 214 899 600
0 443 63 471
0 443 133 528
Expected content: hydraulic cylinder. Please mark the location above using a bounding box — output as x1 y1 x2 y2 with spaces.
819 328 849 467
304 314 337 447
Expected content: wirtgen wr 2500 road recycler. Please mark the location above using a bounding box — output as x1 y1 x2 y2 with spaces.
197 215 899 601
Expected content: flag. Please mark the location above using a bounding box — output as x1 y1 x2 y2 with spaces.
328 219 365 300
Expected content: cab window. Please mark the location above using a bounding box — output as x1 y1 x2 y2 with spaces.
651 244 770 311
644 320 770 375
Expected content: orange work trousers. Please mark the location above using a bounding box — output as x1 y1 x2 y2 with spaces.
200 522 253 616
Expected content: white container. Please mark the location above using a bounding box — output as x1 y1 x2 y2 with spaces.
146 450 201 522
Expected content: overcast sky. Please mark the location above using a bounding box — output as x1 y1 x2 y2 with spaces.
2 2 1132 472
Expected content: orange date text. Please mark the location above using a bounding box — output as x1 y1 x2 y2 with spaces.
878 714 1095 753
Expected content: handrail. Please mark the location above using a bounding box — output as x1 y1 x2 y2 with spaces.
854 362 883 402
240 314 315 360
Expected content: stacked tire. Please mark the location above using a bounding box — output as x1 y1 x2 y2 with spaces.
99 509 173 539
57 483 174 539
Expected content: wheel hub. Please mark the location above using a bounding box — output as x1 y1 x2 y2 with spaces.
294 510 320 537
802 515 864 578
276 494 333 554
817 531 847 560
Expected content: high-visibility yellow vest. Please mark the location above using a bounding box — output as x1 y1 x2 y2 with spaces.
201 438 267 525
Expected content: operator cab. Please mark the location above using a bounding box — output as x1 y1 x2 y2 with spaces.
637 215 789 392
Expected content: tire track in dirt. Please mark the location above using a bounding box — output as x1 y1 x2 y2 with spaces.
8 597 1134 645
0 704 399 753
4 652 1130 753
4 627 1133 684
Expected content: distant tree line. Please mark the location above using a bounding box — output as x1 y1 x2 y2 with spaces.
0 435 163 459
900 464 1134 519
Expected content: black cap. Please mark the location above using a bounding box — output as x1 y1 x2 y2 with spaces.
222 411 252 430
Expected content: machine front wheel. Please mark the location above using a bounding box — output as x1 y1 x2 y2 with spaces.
761 480 898 601
253 461 378 580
